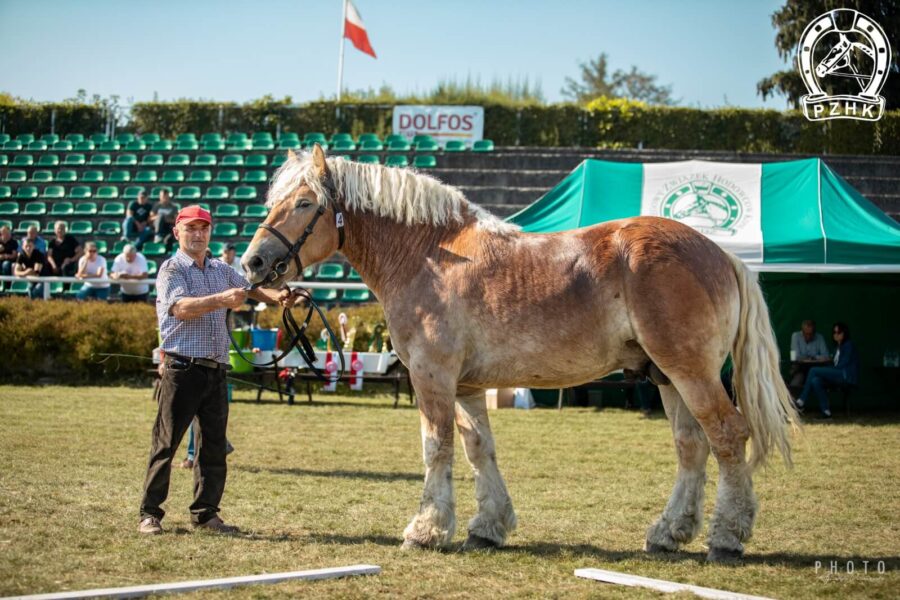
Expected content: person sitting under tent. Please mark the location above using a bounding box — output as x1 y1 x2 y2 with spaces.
788 319 830 395
795 322 859 419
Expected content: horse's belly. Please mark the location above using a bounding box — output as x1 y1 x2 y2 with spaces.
460 345 625 390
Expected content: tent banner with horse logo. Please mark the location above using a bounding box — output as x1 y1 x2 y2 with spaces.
507 158 900 272
641 161 763 262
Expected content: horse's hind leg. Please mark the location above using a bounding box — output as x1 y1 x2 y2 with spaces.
645 383 709 553
455 387 517 549
675 376 756 562
402 373 457 549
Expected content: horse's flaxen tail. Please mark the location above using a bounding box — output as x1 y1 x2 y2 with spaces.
727 252 801 470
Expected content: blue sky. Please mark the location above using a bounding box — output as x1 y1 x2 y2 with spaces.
0 0 789 108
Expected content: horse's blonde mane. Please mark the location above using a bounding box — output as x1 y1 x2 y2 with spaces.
266 151 518 233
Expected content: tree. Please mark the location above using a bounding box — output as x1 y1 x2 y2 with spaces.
561 53 675 105
758 0 899 109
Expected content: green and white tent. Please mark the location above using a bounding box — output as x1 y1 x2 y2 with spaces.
509 158 900 407
508 158 900 271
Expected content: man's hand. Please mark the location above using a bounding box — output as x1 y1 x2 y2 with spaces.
277 287 301 308
219 288 247 310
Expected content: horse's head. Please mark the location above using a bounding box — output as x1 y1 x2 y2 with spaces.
242 144 345 288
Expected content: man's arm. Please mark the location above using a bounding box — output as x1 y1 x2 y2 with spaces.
172 289 247 320
248 286 300 308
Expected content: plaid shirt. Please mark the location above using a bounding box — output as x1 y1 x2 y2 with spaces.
156 249 249 363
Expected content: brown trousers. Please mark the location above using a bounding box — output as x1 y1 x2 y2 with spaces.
139 359 228 524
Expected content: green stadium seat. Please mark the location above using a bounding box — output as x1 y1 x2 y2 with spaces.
277 132 300 143
41 185 65 199
0 201 17 215
69 186 92 200
123 186 145 199
202 140 225 151
232 186 257 202
347 267 362 281
175 140 199 152
100 202 125 216
330 133 354 144
55 170 77 183
89 153 112 166
37 154 60 167
96 221 121 236
134 170 158 183
114 133 133 144
444 140 467 152
42 221 57 234
146 259 158 276
141 154 164 166
387 140 411 152
204 186 229 201
251 132 273 142
74 202 98 216
31 170 54 183
12 154 34 167
240 222 257 237
176 133 197 143
221 154 244 167
413 155 437 169
149 186 173 197
302 266 315 279
160 170 184 183
125 141 147 152
8 280 31 295
45 281 63 296
194 154 217 166
108 170 130 183
358 133 382 144
357 154 380 165
341 288 371 303
212 222 237 238
112 240 129 254
270 154 287 168
63 154 86 166
40 134 59 144
214 203 239 218
151 140 173 152
96 186 119 200
0 186 10 199
472 139 495 152
14 219 40 234
245 154 267 168
3 141 23 151
51 141 73 152
188 169 212 183
201 133 222 144
412 134 435 146
215 170 239 183
243 170 267 183
385 155 409 168
22 201 47 216
91 240 108 254
358 139 384 152
166 154 190 167
50 201 74 216
63 282 85 297
64 134 84 143
303 132 328 146
0 134 9 144
227 140 252 151
207 241 225 256
74 141 95 152
251 139 274 151
142 242 166 257
5 170 26 182
277 138 301 150
141 133 161 144
331 139 356 152
17 134 35 144
15 186 38 200
115 153 138 166
68 220 93 235
242 204 267 218
81 170 104 183
316 263 345 279
414 140 440 152
311 288 338 302
385 134 406 145
98 141 120 152
176 186 201 200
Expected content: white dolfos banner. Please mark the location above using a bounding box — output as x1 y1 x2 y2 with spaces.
392 105 484 147
641 161 764 262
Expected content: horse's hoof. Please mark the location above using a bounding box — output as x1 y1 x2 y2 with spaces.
462 534 500 551
644 542 677 554
400 539 429 551
707 546 744 563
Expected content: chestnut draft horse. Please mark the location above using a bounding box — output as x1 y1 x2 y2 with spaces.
242 146 799 562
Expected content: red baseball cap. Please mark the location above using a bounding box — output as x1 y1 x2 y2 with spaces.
175 205 212 226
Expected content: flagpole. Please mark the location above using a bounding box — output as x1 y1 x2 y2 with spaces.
337 0 347 103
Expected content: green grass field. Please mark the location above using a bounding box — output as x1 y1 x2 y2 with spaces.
1 385 898 599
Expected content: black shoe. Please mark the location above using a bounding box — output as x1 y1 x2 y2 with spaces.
816 411 833 420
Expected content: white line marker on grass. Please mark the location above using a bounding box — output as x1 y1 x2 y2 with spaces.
3 564 381 600
575 568 774 600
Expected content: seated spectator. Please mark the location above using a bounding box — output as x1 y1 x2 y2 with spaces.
110 243 150 303
150 189 179 251
795 322 859 419
0 225 18 276
788 319 830 394
222 243 244 277
18 224 47 255
13 237 46 299
75 241 110 301
123 191 154 250
47 221 82 277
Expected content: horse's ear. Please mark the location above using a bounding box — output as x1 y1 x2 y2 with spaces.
286 149 299 162
312 143 328 178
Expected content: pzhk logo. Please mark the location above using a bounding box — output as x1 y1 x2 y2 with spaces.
798 9 891 122
658 177 745 237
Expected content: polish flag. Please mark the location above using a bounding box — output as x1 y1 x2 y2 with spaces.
344 0 376 58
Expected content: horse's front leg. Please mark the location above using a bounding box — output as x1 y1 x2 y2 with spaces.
455 387 517 549
402 372 457 549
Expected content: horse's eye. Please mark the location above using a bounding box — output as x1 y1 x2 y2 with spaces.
296 200 312 209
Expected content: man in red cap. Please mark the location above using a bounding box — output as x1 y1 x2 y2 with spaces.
138 204 297 535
